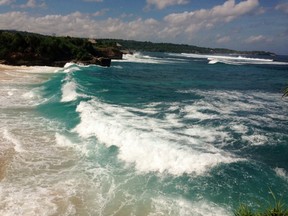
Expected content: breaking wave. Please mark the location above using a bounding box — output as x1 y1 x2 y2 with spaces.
178 53 288 65
114 52 183 64
73 99 241 176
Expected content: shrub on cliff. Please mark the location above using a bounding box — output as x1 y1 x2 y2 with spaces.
234 190 288 216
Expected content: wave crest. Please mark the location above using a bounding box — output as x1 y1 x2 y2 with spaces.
73 100 240 176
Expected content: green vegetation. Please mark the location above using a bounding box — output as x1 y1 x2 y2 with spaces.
0 30 121 66
97 38 274 55
234 190 288 216
0 30 105 61
283 87 288 98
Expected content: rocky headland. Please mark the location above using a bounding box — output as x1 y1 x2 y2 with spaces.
0 30 123 67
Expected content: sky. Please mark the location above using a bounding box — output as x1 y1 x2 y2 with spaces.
0 0 288 54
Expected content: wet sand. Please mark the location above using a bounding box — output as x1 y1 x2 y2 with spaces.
0 148 15 181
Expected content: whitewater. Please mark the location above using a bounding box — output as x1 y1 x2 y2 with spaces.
0 52 287 215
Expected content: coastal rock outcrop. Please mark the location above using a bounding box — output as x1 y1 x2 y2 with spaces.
78 57 111 67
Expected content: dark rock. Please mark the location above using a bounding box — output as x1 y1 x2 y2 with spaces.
77 57 111 67
97 47 123 59
92 57 111 67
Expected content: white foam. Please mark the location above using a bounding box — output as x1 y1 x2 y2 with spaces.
177 89 287 150
208 59 218 64
60 63 84 102
3 129 25 153
183 126 230 145
73 100 240 176
183 104 218 120
231 124 249 134
63 66 81 73
208 55 273 62
0 176 93 216
0 64 60 74
275 167 288 181
55 133 91 157
0 86 47 109
150 197 231 216
61 80 78 102
64 62 76 68
55 133 74 148
0 186 58 216
242 134 268 146
180 53 288 65
114 52 175 64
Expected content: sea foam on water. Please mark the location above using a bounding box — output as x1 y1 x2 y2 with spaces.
73 99 240 176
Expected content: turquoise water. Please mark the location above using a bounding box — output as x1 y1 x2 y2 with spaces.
0 53 288 215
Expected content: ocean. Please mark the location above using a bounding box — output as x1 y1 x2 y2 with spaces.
0 52 287 215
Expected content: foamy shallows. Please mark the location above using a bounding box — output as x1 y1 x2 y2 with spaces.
0 64 58 86
0 65 58 108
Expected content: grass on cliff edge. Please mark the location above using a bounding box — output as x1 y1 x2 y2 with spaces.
283 86 288 98
234 190 288 216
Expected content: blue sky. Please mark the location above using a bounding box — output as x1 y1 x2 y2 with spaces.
0 0 288 54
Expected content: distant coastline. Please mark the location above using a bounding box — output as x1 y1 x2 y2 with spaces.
98 38 275 56
0 30 275 67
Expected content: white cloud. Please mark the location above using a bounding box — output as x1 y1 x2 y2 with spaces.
165 0 259 24
163 0 259 39
217 36 231 44
92 8 109 17
146 0 189 10
245 35 271 44
275 3 288 14
0 1 268 51
0 0 13 6
82 0 103 2
255 6 266 15
0 0 260 40
13 0 46 8
0 11 161 40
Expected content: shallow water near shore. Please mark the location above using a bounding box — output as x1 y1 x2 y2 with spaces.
0 53 288 215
